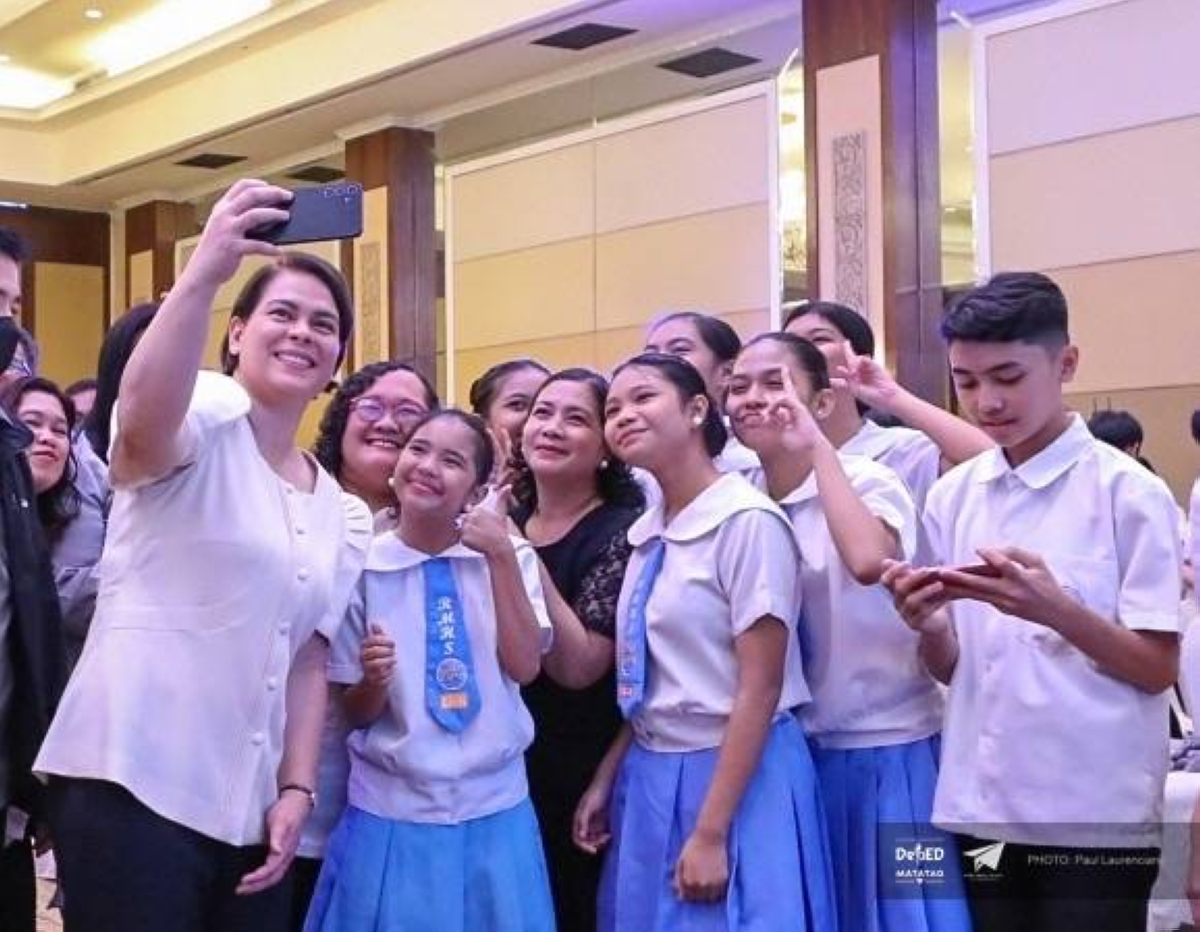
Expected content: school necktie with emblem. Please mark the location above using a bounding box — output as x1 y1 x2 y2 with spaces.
423 557 481 732
617 538 666 719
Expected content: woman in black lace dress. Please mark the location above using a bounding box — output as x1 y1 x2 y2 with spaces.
513 368 644 932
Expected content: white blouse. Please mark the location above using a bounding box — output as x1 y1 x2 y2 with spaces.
751 457 943 749
620 472 806 753
330 533 551 825
36 372 371 846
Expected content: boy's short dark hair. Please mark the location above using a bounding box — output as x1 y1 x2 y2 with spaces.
0 226 28 265
1087 409 1144 452
941 272 1069 348
1191 408 1200 445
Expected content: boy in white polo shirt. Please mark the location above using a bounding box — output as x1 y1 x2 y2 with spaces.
884 272 1180 932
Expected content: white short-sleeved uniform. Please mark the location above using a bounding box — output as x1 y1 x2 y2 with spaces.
1190 478 1200 603
750 456 943 749
925 415 1181 848
842 420 941 512
329 533 552 825
35 372 372 846
621 472 807 752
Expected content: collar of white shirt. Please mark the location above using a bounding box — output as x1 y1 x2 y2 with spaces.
973 412 1092 489
628 472 779 546
365 534 484 571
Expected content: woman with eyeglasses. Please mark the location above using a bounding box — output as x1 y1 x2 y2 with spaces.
292 361 439 931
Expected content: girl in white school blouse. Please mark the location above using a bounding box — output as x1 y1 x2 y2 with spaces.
35 180 372 932
573 353 836 932
304 409 556 932
727 333 972 932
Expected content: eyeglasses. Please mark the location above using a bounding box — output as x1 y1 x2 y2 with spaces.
350 396 428 424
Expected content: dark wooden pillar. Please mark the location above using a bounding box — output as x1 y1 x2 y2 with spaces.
124 200 197 312
343 127 437 384
803 0 945 404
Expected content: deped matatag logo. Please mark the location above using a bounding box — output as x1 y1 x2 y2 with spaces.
892 841 948 885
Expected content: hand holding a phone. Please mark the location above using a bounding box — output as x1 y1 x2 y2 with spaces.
187 180 292 287
936 547 1071 629
881 560 952 635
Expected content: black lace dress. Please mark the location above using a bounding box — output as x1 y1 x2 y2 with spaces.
516 502 639 932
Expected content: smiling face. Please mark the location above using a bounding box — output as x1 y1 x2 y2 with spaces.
226 268 343 405
522 378 607 486
783 312 849 377
603 364 708 474
392 415 486 520
340 368 432 508
644 316 727 402
948 338 1077 464
17 389 71 494
726 339 827 458
486 365 547 446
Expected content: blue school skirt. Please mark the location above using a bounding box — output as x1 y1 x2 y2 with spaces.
302 797 556 932
599 716 837 932
812 734 972 932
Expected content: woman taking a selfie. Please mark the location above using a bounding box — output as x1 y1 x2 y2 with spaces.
35 180 372 932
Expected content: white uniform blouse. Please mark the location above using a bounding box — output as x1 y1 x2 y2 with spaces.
752 456 944 749
925 415 1181 848
620 472 806 753
329 533 552 825
35 372 372 846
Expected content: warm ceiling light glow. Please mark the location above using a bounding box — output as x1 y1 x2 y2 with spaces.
84 8 104 19
89 0 272 77
0 54 9 63
0 63 73 108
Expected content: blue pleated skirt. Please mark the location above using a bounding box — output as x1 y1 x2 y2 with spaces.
599 716 838 932
812 734 972 932
303 797 556 932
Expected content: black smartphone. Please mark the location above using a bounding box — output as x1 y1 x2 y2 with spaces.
250 183 364 245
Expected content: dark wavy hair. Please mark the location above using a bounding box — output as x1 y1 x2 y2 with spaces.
1 376 80 540
312 360 439 480
512 368 645 512
467 358 549 420
83 302 158 462
219 252 354 375
610 353 727 458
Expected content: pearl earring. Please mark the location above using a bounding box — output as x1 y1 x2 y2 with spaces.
599 458 610 470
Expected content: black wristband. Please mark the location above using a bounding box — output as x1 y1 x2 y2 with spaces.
279 783 317 807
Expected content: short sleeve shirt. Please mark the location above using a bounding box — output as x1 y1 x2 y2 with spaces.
36 372 372 845
924 415 1181 847
751 456 943 748
620 473 806 752
330 534 551 825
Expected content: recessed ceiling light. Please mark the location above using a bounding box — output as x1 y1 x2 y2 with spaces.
84 8 104 20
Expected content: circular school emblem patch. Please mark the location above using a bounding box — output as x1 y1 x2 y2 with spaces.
436 658 469 691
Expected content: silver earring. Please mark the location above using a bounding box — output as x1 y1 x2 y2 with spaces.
599 459 610 470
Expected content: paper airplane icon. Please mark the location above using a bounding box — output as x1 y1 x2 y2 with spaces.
964 842 1005 872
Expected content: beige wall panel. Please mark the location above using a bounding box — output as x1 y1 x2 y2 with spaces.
1066 384 1200 507
595 205 770 331
452 332 596 404
814 57 887 345
595 97 770 234
987 0 1200 155
128 249 154 306
34 263 105 386
1048 251 1200 395
454 238 594 350
452 144 594 261
990 117 1200 271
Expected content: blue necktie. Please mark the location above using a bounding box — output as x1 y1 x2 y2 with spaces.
423 557 480 732
617 538 666 719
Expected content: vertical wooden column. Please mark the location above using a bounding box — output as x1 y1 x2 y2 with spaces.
124 199 197 312
343 127 437 383
803 0 945 404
